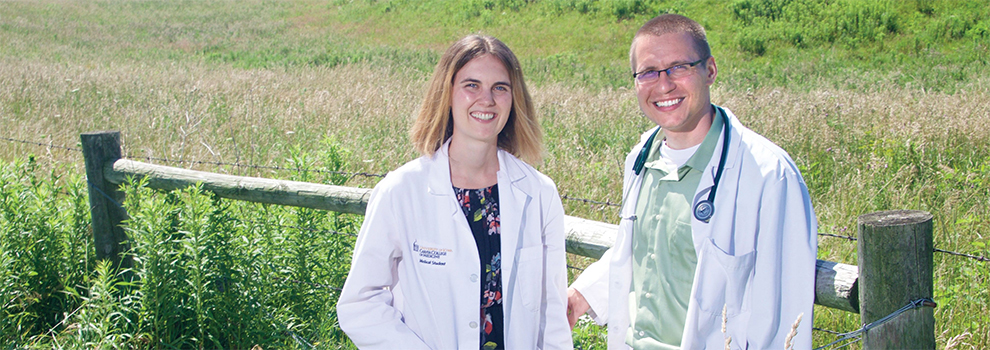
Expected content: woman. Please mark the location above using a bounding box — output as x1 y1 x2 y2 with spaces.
336 35 572 350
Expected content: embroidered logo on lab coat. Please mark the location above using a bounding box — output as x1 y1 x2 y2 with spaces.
413 240 452 266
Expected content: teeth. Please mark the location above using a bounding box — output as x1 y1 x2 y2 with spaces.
654 98 682 108
471 112 495 121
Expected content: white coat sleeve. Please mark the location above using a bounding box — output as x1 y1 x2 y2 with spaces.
540 186 575 350
336 185 431 349
747 169 817 349
569 249 611 325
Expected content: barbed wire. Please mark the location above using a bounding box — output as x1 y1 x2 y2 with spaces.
934 248 990 262
813 298 937 350
818 230 989 263
812 327 844 336
0 136 82 153
818 231 858 241
561 194 622 207
130 155 388 179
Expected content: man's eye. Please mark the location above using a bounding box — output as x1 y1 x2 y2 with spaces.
641 71 660 79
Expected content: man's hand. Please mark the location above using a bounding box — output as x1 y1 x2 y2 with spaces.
567 287 590 329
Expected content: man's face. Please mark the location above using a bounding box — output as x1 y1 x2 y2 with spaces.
632 32 717 136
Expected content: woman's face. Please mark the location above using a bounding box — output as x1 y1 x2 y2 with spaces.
449 54 512 147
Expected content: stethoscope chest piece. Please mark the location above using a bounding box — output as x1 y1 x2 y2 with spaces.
633 105 731 224
693 199 714 222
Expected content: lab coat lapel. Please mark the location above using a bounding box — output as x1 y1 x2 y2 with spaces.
427 142 462 219
691 108 744 247
497 150 531 315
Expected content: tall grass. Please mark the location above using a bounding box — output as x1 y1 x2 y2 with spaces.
1 0 988 348
0 155 359 349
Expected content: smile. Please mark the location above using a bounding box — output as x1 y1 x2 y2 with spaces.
654 98 683 108
471 112 496 121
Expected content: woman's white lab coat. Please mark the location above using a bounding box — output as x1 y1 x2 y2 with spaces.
337 142 573 350
571 107 817 349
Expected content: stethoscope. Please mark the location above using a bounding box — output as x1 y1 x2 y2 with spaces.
631 106 730 223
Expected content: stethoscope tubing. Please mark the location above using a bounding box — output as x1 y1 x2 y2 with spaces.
629 106 730 223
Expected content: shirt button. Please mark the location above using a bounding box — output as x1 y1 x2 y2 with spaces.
638 330 645 337
655 214 662 221
469 321 478 329
470 274 479 282
650 253 656 260
645 292 652 299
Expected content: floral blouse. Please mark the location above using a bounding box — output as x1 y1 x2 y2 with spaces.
454 184 503 350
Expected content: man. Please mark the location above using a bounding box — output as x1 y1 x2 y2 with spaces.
567 14 817 349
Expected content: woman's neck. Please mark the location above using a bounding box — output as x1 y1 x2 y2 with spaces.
448 137 499 189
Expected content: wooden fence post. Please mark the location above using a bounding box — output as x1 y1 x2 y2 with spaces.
857 210 935 349
81 131 131 269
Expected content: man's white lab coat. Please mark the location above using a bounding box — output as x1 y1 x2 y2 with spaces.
337 142 572 349
571 107 817 349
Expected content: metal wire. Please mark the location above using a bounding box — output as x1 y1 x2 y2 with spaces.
813 298 937 350
0 136 82 152
130 155 387 178
934 248 990 262
812 327 845 336
818 231 858 241
561 194 621 207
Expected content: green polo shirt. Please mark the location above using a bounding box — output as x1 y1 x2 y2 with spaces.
626 111 724 350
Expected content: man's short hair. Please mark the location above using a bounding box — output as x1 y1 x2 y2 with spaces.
629 14 711 72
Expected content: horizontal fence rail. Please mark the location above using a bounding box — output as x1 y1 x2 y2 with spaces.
107 159 372 215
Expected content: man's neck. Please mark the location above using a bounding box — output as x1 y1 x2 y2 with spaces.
664 111 714 150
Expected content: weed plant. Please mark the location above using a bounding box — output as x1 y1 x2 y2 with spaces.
0 154 359 349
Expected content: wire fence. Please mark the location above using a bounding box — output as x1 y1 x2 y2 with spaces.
130 155 388 179
1 136 82 153
3 135 989 266
813 298 937 350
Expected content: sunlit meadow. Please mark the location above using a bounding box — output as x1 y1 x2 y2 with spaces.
1 0 988 348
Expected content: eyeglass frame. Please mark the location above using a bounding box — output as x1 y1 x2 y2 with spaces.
631 57 710 83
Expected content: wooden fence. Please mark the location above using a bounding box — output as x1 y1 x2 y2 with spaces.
82 131 935 349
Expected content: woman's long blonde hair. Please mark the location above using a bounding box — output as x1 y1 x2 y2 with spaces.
409 34 543 165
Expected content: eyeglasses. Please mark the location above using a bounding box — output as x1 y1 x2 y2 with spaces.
632 57 709 84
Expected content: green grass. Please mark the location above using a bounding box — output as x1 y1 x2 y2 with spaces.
1 155 361 349
2 0 989 348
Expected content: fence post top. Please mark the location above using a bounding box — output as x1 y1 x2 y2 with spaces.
857 210 933 227
81 130 121 137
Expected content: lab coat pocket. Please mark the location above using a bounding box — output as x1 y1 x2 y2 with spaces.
694 239 756 317
515 245 545 311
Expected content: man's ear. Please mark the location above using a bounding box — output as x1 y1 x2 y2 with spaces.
705 57 718 85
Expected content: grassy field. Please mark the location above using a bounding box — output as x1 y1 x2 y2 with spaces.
2 0 989 348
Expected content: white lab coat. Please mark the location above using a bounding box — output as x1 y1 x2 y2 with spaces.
337 142 573 350
571 107 817 349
